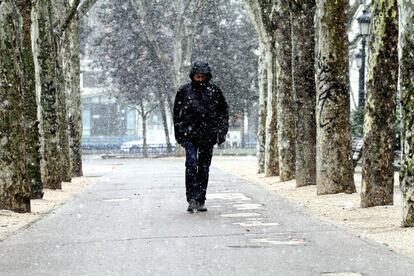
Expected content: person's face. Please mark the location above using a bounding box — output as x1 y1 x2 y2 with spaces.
194 73 207 82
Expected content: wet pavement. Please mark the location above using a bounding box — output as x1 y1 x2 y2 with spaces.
1 158 414 276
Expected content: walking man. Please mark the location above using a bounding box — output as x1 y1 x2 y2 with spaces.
173 61 229 213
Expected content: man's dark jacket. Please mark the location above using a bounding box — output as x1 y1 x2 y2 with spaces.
173 62 229 147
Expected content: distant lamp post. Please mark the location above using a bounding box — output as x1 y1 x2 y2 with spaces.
356 10 371 109
355 52 363 69
357 10 371 36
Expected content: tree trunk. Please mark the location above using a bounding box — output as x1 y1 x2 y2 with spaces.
264 40 279 176
172 0 202 89
291 1 317 187
66 19 83 177
158 92 172 153
315 0 355 194
243 0 279 177
32 0 63 189
57 46 72 183
0 0 31 212
60 14 83 178
399 0 414 227
16 0 44 199
54 0 72 183
240 110 246 148
165 91 174 116
361 0 398 208
142 117 148 158
139 103 148 158
257 43 267 173
276 1 295 181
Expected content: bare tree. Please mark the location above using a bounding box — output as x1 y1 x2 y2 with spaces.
129 0 207 89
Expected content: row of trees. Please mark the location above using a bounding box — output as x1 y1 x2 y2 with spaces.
243 0 414 227
2 0 414 229
0 0 98 213
0 0 258 212
86 0 259 152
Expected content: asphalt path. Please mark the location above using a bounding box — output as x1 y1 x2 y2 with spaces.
1 158 414 276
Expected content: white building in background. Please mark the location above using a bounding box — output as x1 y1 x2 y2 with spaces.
80 59 173 146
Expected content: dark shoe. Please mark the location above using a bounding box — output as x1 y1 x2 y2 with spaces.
187 199 197 213
196 203 208 212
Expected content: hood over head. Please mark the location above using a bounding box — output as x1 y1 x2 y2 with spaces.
189 61 212 81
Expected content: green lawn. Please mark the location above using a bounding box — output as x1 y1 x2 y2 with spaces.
213 147 257 156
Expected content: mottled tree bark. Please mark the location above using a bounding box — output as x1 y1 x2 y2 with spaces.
32 0 63 189
315 0 355 194
243 1 267 173
257 43 267 173
399 0 414 227
291 0 316 187
0 0 31 212
276 1 295 181
57 61 72 183
243 0 279 176
66 20 83 177
264 40 279 176
16 0 44 199
361 0 398 208
61 0 98 177
54 0 72 183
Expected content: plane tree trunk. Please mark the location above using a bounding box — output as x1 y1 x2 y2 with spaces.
399 0 414 227
276 1 295 181
32 0 63 189
0 0 31 212
16 0 44 199
291 0 317 187
361 0 398 208
315 0 356 194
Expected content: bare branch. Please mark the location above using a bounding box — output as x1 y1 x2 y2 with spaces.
76 0 99 19
55 0 81 36
129 0 175 76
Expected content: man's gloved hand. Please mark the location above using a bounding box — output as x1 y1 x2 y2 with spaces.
217 133 226 145
176 136 185 147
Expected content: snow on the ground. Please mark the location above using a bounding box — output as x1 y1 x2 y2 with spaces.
0 160 122 241
211 156 414 260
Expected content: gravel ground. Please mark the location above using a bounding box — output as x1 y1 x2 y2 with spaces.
211 156 414 260
0 158 122 241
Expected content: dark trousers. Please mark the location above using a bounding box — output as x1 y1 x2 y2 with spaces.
184 142 214 204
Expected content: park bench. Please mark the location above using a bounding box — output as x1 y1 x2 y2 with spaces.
352 138 363 168
351 138 402 171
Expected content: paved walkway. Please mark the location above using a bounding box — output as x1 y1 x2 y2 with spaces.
1 158 414 276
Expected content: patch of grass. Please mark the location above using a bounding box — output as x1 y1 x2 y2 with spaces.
213 147 256 156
